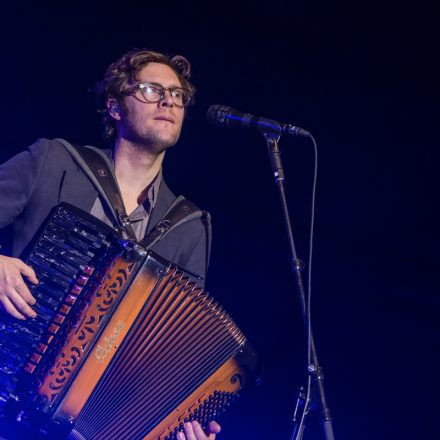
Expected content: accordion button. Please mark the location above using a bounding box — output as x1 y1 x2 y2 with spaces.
71 285 83 295
31 353 42 364
37 343 48 354
83 266 94 276
59 305 71 315
77 276 89 286
65 295 77 305
25 363 37 374
49 324 60 334
54 314 65 324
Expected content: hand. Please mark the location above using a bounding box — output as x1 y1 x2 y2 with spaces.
0 255 38 320
177 421 221 440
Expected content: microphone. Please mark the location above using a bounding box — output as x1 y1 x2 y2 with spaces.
207 105 310 137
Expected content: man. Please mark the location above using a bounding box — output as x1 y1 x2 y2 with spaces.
0 49 220 440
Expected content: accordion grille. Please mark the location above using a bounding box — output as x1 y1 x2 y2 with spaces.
74 266 246 439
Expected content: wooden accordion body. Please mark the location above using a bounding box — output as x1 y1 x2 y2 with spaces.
0 204 258 439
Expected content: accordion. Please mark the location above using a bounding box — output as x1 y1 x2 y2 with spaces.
0 204 258 439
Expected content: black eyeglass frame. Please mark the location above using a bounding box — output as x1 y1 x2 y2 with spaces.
130 82 193 108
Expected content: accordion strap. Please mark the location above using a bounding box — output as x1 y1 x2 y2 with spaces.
140 196 205 249
55 138 137 240
141 196 212 279
55 139 211 263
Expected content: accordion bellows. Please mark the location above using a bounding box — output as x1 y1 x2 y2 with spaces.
0 204 258 439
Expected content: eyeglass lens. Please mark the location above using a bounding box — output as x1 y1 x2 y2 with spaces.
140 83 190 106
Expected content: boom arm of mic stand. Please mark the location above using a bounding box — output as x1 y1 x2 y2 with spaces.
263 131 335 440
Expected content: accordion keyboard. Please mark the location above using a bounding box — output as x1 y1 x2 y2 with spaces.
0 204 117 409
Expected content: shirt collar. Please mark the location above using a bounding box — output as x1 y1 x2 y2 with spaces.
136 168 162 214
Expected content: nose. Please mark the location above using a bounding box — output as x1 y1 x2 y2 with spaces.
159 88 174 108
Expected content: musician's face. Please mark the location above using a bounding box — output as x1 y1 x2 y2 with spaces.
111 62 185 153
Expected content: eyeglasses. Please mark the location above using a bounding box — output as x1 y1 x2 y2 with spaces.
137 82 192 108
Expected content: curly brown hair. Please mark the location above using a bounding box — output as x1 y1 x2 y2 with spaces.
95 48 195 141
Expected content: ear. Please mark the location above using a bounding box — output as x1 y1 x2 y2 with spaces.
107 98 122 121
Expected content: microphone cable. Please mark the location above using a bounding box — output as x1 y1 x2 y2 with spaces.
291 133 319 440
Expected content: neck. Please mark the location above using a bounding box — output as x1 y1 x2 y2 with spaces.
113 138 164 197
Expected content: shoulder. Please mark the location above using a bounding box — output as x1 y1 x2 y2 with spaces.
0 138 76 186
1 138 101 205
6 138 80 170
27 138 73 157
27 138 103 160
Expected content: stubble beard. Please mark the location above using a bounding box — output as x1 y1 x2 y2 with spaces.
123 120 181 156
141 129 179 155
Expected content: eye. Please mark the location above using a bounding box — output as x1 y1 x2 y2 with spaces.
145 84 162 95
171 88 183 99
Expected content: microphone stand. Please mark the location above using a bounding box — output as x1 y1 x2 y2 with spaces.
262 129 335 440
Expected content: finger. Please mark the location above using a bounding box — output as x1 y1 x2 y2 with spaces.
176 431 186 440
14 277 36 305
0 296 26 320
192 421 217 440
208 421 221 435
17 261 38 285
6 288 37 318
183 422 197 440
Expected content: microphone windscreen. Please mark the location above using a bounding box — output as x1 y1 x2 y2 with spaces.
207 105 235 128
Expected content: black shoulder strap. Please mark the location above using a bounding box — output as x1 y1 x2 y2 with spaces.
140 195 210 255
55 139 137 240
56 139 211 260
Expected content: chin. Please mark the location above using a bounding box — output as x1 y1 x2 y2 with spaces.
129 128 179 154
152 141 176 155
145 134 179 154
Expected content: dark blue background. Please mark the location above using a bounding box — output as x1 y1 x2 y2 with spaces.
0 1 438 439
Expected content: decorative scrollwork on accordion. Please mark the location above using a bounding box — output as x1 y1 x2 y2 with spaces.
40 257 137 405
0 203 259 440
